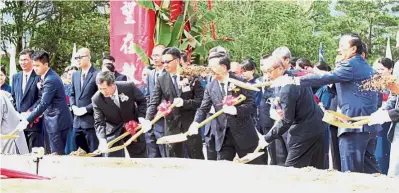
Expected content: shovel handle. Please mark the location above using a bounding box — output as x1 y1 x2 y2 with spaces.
252 82 272 88
353 119 370 126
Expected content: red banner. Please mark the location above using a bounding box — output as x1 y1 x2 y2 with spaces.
110 0 155 85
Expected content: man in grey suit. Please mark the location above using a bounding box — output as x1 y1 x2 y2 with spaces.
92 71 147 157
144 44 167 158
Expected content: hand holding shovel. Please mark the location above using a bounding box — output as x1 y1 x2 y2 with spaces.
156 94 247 145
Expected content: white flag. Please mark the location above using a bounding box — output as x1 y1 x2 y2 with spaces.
386 36 392 60
71 43 77 66
8 45 17 86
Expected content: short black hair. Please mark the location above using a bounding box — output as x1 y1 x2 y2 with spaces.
342 33 363 55
19 49 34 58
102 55 115 63
103 63 116 72
241 58 256 71
0 65 7 76
219 56 231 70
31 51 50 65
181 52 188 63
315 61 331 71
296 58 313 69
96 71 115 86
162 47 181 59
209 51 226 60
65 66 78 73
376 57 394 70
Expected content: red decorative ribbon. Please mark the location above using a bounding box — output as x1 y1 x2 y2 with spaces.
217 95 238 106
125 120 139 136
157 100 173 116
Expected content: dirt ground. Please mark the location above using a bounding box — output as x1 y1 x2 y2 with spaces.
1 155 398 193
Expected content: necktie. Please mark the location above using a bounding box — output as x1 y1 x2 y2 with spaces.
172 75 180 95
22 74 28 94
112 95 120 108
81 73 86 87
220 83 226 97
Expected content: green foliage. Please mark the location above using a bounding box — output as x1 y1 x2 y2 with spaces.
1 1 109 74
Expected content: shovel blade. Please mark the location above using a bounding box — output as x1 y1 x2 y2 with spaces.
156 133 188 144
235 152 265 164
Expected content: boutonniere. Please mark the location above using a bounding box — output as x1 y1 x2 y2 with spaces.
37 81 43 90
119 93 129 102
178 78 189 89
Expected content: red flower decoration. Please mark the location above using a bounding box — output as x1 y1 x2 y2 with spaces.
157 100 173 116
125 120 139 136
217 95 238 106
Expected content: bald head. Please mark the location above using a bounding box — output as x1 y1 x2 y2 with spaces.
76 47 91 69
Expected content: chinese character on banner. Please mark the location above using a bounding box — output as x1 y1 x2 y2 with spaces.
120 33 134 54
121 1 136 24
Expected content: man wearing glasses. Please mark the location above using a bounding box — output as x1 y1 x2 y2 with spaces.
69 47 100 153
142 47 205 159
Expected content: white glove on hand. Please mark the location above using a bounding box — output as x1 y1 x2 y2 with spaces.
98 138 108 153
258 136 269 149
173 98 184 107
16 119 29 131
209 106 216 114
139 117 152 133
270 75 298 88
188 122 199 136
72 106 87 116
223 105 237 115
368 109 392 126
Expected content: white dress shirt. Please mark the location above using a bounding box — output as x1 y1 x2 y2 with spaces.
111 86 120 108
22 70 33 94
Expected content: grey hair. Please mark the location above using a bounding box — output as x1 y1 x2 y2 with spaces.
96 71 115 85
272 46 292 60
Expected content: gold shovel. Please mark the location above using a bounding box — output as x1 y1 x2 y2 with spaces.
318 103 365 129
0 128 21 140
156 94 247 145
235 119 282 164
82 103 177 157
227 78 260 92
252 82 272 88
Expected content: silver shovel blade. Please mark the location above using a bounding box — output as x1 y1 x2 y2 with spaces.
156 133 188 144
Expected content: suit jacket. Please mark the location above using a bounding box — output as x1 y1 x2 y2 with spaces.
193 74 258 151
299 55 378 136
264 84 326 145
255 77 275 134
145 69 166 104
115 72 127 81
11 71 41 132
145 72 204 133
70 66 99 129
385 94 399 142
92 81 147 139
1 84 11 94
27 69 72 134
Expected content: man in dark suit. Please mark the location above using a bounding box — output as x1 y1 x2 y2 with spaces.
17 51 73 155
70 48 100 153
92 71 147 158
272 34 380 173
143 47 204 159
11 49 42 152
258 56 327 169
189 56 265 164
102 55 127 81
144 44 167 158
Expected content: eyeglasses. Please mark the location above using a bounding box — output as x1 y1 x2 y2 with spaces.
161 58 177 64
75 55 88 60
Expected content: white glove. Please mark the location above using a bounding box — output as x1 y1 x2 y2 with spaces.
368 109 392 126
258 136 269 149
223 105 237 115
16 119 29 131
72 106 87 116
98 138 108 153
209 106 216 114
20 112 31 119
139 117 152 133
173 98 184 107
270 75 298 88
188 122 199 136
